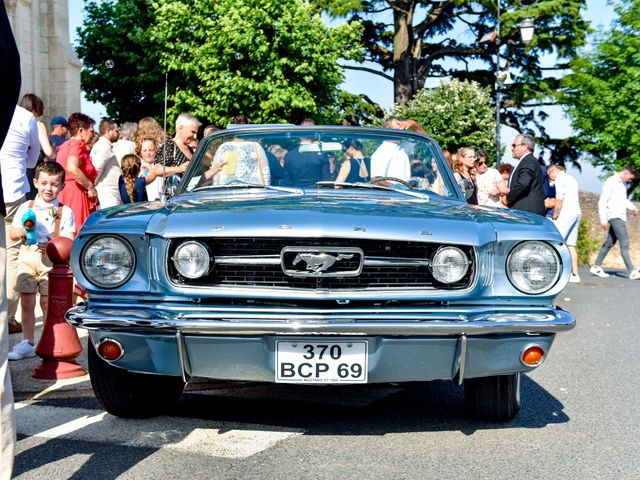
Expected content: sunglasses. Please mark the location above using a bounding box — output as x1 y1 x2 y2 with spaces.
511 143 524 148
475 161 487 166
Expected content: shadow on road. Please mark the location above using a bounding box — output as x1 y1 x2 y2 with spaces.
13 373 568 478
14 435 156 479
173 373 569 435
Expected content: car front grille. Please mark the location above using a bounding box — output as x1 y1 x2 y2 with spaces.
167 238 475 290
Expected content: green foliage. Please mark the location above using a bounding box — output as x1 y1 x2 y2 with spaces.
75 0 166 121
577 217 600 266
76 0 363 126
333 92 386 125
393 79 496 161
149 0 363 126
313 0 589 151
561 0 640 174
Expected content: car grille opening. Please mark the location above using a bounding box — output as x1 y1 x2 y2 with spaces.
167 237 475 290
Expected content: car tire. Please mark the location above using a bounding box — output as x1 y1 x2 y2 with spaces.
88 341 185 418
463 372 521 421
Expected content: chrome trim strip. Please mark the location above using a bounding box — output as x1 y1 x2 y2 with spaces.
215 255 281 266
213 255 431 268
454 334 467 385
66 305 575 336
363 257 431 267
176 331 191 382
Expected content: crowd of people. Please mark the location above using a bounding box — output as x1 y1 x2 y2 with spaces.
2 103 640 477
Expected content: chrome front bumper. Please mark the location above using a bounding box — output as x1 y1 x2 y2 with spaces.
66 303 575 336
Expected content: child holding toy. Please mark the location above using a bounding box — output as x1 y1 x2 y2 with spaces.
7 162 75 360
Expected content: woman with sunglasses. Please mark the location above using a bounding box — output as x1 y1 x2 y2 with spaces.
475 149 509 207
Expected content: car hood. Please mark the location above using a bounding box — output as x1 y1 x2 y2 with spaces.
80 192 558 246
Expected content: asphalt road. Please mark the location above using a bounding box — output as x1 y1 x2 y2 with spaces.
9 266 640 479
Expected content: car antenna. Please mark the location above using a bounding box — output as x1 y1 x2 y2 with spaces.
161 72 169 203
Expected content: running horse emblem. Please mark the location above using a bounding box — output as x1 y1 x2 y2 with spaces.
293 253 354 274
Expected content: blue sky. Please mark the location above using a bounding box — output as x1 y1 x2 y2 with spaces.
68 0 616 192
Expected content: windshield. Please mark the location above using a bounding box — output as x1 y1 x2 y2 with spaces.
180 126 458 198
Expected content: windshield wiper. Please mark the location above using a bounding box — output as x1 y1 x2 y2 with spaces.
316 181 430 200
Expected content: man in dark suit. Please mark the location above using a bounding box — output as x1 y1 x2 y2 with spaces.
506 133 546 216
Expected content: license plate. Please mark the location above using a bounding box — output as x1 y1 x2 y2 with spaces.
275 341 368 384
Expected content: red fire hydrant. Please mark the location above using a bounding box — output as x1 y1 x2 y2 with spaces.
32 236 87 379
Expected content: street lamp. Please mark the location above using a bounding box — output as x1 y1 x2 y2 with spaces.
494 4 536 168
520 18 536 44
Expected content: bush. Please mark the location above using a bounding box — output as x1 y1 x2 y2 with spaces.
392 79 496 162
577 217 600 265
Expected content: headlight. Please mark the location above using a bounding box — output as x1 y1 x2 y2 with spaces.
431 246 469 284
507 241 561 294
81 235 135 288
172 241 212 279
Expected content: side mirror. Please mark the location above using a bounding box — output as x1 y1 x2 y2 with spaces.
160 174 182 203
458 177 475 201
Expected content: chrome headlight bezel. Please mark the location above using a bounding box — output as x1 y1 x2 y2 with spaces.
430 246 470 284
506 241 562 294
80 235 136 289
171 240 213 279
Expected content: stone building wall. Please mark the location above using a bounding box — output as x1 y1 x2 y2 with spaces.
579 190 640 269
4 0 81 123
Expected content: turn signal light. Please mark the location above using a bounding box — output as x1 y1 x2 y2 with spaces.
97 339 124 361
521 346 545 366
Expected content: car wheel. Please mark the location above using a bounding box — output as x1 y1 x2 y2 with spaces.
463 373 521 422
88 341 185 418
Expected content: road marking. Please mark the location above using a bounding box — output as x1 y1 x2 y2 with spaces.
15 402 303 458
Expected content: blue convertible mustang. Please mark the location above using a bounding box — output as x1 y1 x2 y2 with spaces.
66 125 575 421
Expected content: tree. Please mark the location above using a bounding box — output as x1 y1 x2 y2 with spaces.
150 0 363 126
561 0 640 174
76 0 363 126
75 0 168 121
314 0 589 142
393 79 496 158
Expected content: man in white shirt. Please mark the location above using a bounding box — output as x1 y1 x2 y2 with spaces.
0 105 40 334
91 119 122 208
371 118 412 182
590 165 639 280
547 163 581 282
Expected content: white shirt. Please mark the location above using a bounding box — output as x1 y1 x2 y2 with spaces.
11 196 75 244
370 141 411 181
91 137 122 208
0 106 40 202
598 173 636 224
113 139 136 164
476 168 504 207
554 170 581 219
142 163 162 201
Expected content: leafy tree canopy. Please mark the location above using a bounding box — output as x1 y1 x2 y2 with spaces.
393 79 496 160
313 0 589 151
561 0 640 174
76 0 364 127
76 0 167 121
